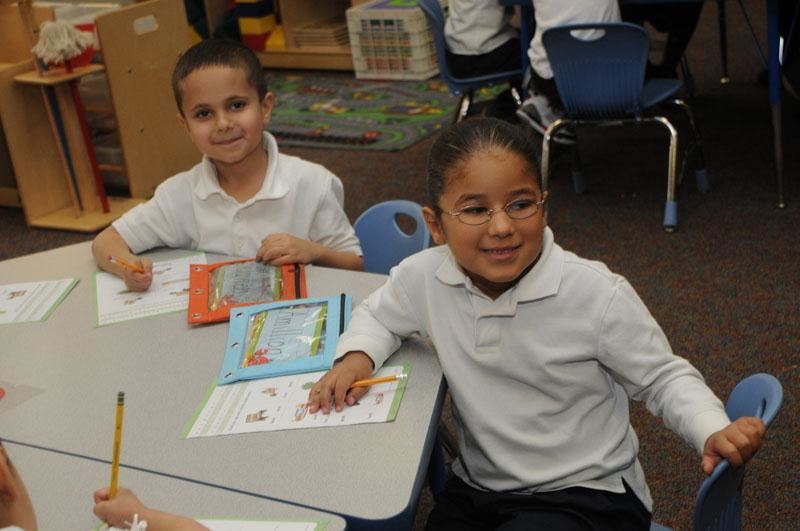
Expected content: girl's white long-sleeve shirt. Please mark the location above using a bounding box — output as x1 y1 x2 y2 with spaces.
335 227 730 510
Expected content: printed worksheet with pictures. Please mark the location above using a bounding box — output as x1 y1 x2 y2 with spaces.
99 519 328 531
183 365 409 438
196 519 328 531
94 253 206 326
0 278 78 324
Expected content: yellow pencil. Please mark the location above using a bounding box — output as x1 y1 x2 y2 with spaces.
107 255 144 274
109 391 125 499
349 373 407 389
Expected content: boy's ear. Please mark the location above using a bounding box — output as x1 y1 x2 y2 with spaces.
261 91 276 126
176 112 188 133
422 206 446 245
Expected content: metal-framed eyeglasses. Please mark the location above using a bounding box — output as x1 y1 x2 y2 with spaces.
441 197 547 226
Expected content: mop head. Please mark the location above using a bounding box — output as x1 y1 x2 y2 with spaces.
31 20 93 64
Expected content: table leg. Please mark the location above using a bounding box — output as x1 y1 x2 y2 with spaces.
767 0 786 208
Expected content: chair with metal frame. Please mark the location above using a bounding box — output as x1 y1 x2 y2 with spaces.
541 22 708 232
650 373 784 530
417 0 532 123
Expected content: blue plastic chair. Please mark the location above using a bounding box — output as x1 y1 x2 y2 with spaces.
354 200 430 274
540 22 709 232
651 373 784 530
417 0 532 122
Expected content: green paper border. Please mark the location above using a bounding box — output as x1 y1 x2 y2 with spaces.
181 379 218 439
386 362 411 421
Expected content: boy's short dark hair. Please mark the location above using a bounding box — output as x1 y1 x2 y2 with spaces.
426 117 542 211
172 38 268 114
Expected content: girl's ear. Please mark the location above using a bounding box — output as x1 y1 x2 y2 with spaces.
423 206 446 245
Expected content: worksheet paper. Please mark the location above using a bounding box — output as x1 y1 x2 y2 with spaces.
100 519 327 531
0 278 78 324
94 253 206 326
196 520 328 531
183 365 409 438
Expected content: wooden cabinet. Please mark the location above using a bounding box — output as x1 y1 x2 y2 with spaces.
0 0 201 232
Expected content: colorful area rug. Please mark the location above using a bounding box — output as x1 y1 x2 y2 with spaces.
266 73 458 151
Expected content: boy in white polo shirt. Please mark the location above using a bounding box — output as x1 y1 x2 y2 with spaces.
92 39 363 291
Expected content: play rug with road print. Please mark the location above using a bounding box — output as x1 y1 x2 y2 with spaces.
266 72 456 151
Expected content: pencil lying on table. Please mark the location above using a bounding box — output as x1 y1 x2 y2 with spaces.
349 373 407 389
107 255 144 274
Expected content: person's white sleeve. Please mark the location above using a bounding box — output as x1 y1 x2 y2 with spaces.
308 173 362 255
112 181 193 254
598 279 731 454
335 271 421 370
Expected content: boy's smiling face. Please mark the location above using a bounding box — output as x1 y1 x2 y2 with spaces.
177 65 273 168
423 148 547 299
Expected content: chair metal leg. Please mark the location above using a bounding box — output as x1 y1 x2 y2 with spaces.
718 0 730 83
454 90 474 123
671 99 710 193
653 116 679 232
571 144 585 194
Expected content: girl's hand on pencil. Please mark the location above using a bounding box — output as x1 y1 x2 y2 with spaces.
121 257 153 292
93 486 210 530
257 232 319 265
308 351 374 415
93 487 147 527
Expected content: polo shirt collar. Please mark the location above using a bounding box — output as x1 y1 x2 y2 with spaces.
435 226 563 302
193 132 288 202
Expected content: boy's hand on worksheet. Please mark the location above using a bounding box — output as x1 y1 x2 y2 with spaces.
93 487 147 528
701 416 765 475
308 351 374 414
257 232 319 265
122 257 153 292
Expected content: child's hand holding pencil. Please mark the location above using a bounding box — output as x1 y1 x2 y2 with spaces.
108 255 153 292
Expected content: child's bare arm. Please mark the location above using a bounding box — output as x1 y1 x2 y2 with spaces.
256 232 364 271
307 352 374 414
92 227 153 291
93 487 209 530
701 416 766 474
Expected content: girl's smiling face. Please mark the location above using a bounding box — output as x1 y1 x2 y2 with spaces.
424 147 547 299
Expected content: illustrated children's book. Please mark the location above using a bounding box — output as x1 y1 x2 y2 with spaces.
188 259 306 324
219 294 352 384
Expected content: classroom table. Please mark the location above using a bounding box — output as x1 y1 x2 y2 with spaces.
4 441 347 530
0 242 447 530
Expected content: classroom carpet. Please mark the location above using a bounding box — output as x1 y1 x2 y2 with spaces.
267 72 504 151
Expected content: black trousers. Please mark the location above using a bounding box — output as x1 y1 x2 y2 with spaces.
446 38 522 79
620 3 704 77
425 476 651 531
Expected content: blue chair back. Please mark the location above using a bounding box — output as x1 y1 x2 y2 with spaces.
691 373 784 531
354 200 430 274
416 0 526 96
542 22 650 119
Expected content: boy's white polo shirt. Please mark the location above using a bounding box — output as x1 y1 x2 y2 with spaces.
444 0 517 56
336 227 730 509
113 132 361 258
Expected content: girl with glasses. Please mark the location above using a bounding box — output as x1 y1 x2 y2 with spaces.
307 118 765 530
